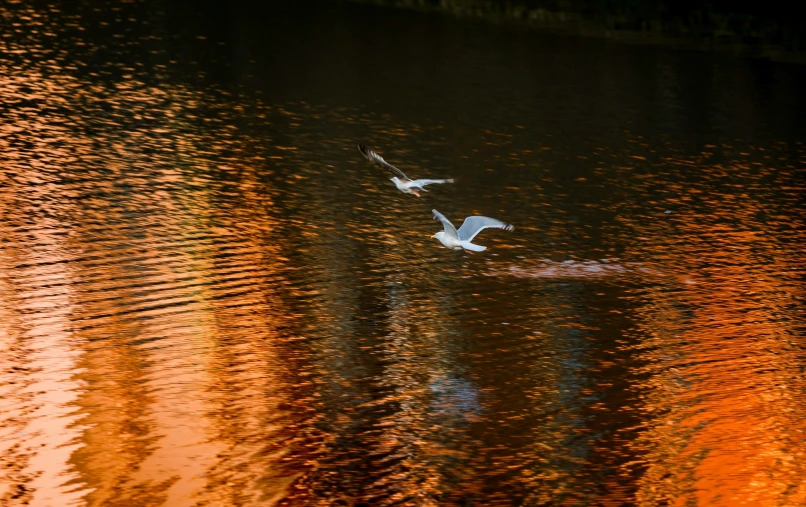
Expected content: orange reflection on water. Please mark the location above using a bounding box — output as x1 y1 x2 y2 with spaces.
624 163 806 506
62 167 302 506
0 46 305 503
0 209 88 506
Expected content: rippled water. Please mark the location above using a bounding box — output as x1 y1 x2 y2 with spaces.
1 1 805 506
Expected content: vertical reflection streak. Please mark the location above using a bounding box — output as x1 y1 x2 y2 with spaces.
0 221 88 506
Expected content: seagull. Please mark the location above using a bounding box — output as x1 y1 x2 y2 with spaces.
357 144 454 196
431 209 514 252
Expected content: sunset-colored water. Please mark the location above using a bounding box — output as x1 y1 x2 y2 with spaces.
1 1 804 506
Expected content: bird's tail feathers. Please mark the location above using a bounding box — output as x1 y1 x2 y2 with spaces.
461 241 486 252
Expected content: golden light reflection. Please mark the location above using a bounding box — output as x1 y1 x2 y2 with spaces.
0 194 88 506
620 153 806 507
0 14 304 500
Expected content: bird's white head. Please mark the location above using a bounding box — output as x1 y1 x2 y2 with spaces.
433 231 444 241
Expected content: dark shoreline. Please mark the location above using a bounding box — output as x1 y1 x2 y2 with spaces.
341 0 806 64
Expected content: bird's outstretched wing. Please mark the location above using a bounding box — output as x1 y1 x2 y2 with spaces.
457 216 514 242
412 178 455 187
432 209 459 239
357 144 409 180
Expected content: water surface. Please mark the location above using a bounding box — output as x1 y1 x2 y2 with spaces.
1 1 804 506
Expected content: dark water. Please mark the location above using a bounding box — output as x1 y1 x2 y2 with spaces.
1 1 805 505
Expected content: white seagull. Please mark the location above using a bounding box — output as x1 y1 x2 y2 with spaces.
431 209 514 252
358 144 454 196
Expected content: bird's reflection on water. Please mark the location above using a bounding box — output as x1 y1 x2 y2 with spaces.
1 1 805 506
